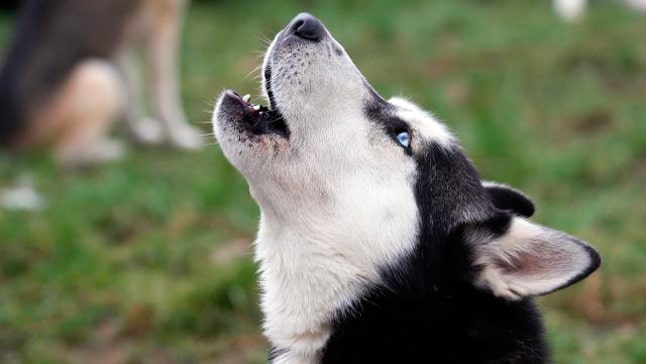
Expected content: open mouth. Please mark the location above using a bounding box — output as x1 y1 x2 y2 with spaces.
224 68 289 139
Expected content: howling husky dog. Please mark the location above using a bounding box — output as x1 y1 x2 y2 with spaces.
0 0 202 165
213 13 601 363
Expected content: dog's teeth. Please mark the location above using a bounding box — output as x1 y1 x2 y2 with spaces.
242 94 251 102
253 105 261 111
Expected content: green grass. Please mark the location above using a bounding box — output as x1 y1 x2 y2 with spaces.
1 0 645 362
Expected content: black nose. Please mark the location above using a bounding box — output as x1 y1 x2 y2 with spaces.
289 13 324 41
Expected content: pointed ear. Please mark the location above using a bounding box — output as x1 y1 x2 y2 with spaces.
470 215 601 300
482 181 535 218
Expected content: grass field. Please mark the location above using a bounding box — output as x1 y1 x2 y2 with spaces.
1 0 645 362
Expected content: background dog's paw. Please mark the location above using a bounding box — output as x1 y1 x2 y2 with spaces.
129 117 165 145
58 139 126 167
167 124 204 150
83 139 126 163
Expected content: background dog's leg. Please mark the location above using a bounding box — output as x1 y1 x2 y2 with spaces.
39 60 125 166
147 0 202 149
117 48 164 145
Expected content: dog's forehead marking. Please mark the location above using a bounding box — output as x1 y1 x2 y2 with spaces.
388 97 455 149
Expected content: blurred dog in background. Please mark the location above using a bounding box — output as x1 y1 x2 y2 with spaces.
554 0 646 21
0 0 202 166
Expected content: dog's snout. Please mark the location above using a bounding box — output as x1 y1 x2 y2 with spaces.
289 13 324 41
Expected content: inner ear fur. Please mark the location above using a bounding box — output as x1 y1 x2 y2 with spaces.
468 214 601 301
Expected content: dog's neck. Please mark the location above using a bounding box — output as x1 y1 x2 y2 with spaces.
254 216 374 362
254 203 416 363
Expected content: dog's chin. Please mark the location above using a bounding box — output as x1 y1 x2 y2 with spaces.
216 90 290 141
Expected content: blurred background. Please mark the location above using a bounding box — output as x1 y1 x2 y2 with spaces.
0 0 644 362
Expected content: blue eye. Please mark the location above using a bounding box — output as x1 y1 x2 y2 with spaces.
396 131 410 148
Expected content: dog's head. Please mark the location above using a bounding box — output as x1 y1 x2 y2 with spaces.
213 13 599 301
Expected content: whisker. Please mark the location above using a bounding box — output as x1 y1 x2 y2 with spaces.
256 33 272 46
243 65 263 81
203 96 220 109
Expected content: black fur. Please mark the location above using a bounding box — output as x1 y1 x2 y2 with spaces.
0 0 137 144
316 100 550 363
485 184 535 218
0 0 21 12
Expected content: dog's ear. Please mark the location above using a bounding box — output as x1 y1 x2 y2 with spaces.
468 214 600 300
482 181 535 218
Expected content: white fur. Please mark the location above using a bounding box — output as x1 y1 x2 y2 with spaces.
481 181 509 189
389 97 455 149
